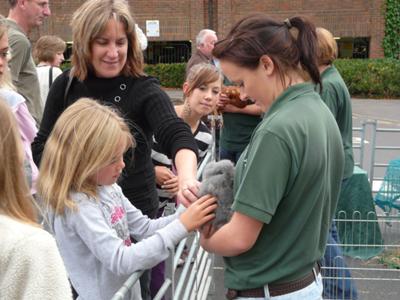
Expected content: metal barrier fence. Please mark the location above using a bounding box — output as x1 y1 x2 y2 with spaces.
353 121 400 192
145 42 192 64
322 211 400 300
111 150 214 300
368 121 400 192
352 123 367 168
112 120 400 299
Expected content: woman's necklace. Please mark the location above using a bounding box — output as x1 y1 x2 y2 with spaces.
177 104 199 134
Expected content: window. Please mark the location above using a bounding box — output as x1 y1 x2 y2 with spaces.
144 41 191 64
336 37 370 59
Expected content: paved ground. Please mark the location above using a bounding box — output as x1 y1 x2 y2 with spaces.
163 88 400 122
164 89 400 300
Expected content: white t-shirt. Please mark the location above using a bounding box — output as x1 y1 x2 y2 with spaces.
36 65 63 108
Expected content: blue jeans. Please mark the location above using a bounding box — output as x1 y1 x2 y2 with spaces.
219 147 243 164
235 273 323 299
322 223 358 299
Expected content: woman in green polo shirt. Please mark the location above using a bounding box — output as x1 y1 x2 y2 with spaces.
316 27 358 300
200 14 345 299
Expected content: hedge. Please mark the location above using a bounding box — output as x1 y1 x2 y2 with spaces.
144 63 185 88
334 59 400 98
146 60 400 98
61 59 400 98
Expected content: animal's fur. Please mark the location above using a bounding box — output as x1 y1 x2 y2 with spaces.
199 159 234 229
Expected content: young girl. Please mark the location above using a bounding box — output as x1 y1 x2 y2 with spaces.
37 98 217 300
0 100 71 299
0 21 38 194
150 62 221 297
152 63 222 205
33 35 66 109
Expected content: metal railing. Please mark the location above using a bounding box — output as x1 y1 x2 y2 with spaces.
368 121 400 190
111 149 214 300
352 123 367 168
352 121 400 191
322 211 400 300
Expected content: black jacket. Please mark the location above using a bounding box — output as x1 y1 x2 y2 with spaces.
32 70 198 214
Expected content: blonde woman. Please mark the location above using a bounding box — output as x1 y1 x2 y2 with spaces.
0 100 71 299
38 98 216 300
0 20 38 194
32 0 199 211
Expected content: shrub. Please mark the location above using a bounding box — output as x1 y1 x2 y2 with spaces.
334 59 400 98
145 63 185 88
63 59 399 98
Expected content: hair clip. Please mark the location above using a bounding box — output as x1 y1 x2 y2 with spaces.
284 18 292 29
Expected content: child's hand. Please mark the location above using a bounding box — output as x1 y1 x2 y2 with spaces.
155 166 176 186
162 176 179 197
180 194 217 232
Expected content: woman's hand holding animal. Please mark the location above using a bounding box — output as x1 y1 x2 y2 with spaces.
217 92 230 111
177 178 200 207
180 194 217 232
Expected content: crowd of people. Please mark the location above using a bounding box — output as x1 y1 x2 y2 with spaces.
0 0 357 299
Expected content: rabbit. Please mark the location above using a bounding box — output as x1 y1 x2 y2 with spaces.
199 159 235 229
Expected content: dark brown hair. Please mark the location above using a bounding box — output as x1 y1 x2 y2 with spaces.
213 14 321 87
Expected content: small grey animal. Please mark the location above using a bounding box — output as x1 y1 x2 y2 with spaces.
199 159 235 229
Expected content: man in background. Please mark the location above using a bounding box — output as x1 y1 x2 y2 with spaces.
186 28 217 76
6 0 51 124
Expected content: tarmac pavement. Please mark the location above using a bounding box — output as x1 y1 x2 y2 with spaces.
163 88 400 124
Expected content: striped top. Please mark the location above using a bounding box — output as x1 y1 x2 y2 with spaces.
151 121 212 201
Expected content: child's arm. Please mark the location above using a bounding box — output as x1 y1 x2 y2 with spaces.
68 194 216 276
123 188 216 240
68 200 185 276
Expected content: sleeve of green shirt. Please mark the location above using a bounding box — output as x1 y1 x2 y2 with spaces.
8 35 31 82
233 130 292 224
321 83 340 119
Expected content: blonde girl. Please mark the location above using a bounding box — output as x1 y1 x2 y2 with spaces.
38 98 216 300
0 100 71 299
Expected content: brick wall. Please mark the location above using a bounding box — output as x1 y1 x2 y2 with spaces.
0 0 386 58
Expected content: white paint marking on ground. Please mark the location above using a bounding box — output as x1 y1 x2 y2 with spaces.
353 137 369 145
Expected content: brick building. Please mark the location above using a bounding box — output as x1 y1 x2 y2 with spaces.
0 0 386 61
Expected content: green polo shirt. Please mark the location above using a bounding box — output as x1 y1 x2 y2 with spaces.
220 112 262 152
319 66 354 179
6 19 42 123
224 83 344 289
